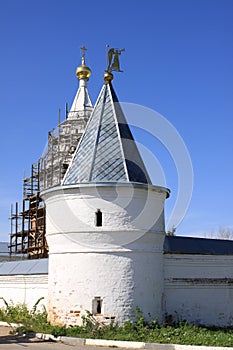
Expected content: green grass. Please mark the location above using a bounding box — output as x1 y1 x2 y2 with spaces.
0 300 233 347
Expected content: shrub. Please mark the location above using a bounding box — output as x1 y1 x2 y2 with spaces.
0 297 48 333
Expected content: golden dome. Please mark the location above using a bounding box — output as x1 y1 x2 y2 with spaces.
104 70 114 84
76 64 91 80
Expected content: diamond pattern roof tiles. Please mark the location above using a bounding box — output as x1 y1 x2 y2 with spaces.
63 82 151 185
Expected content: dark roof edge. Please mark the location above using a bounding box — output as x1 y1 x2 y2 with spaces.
164 235 233 255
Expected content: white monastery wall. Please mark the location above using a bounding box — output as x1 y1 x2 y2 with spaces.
0 274 48 310
0 248 233 327
164 253 233 326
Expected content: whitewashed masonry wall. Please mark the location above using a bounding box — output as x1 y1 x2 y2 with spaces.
164 252 233 326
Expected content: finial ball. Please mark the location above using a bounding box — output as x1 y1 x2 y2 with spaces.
76 64 91 80
104 70 114 84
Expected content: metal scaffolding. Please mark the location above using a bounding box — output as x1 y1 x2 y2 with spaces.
9 107 92 259
39 108 91 190
9 163 47 259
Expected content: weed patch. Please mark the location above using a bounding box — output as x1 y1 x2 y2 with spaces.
0 300 233 347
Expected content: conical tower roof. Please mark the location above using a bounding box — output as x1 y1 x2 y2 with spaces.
63 81 151 185
67 79 92 118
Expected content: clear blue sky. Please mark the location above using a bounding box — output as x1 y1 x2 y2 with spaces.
0 0 232 241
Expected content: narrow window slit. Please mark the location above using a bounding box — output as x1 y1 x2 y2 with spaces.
92 297 103 315
95 209 102 227
97 300 101 314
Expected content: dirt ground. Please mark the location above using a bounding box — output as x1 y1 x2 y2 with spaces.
0 326 13 336
0 326 131 350
0 325 44 342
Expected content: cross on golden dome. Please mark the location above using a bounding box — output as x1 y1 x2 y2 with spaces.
76 45 91 81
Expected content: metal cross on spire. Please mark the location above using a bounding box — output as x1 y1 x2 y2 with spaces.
80 45 87 65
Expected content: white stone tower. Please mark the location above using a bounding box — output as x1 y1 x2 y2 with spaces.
41 66 170 326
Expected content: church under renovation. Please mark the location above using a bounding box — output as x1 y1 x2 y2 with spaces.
0 47 233 327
